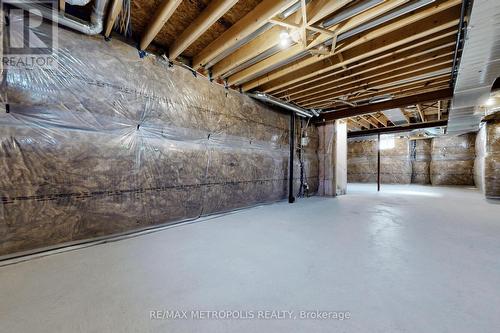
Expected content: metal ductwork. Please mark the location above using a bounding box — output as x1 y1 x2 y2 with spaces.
65 0 92 6
383 108 408 125
448 0 500 134
249 93 315 118
10 0 109 35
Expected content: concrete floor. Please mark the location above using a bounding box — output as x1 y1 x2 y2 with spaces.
1 184 500 332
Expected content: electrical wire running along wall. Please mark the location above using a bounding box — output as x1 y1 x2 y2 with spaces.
0 24 318 256
347 137 412 184
430 133 476 185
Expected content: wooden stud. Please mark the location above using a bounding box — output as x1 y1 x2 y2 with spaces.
192 0 297 69
169 0 238 60
139 0 183 51
104 0 123 38
240 2 460 91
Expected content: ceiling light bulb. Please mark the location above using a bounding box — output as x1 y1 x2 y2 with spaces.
485 97 496 106
279 30 291 48
280 30 290 40
280 38 290 48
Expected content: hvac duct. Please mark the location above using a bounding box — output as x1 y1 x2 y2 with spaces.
249 93 314 118
65 0 92 5
9 0 109 35
448 0 500 134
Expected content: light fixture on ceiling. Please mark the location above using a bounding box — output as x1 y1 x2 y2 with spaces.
485 97 497 106
279 30 291 48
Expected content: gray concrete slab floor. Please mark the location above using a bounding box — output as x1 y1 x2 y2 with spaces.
1 184 500 332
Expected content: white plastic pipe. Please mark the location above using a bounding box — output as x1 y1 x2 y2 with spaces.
12 0 109 35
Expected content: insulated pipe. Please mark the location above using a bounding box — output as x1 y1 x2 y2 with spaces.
249 92 314 118
289 113 295 203
12 0 109 35
65 0 92 5
377 132 381 192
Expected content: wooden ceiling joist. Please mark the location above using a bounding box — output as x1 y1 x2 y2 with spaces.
299 61 453 107
168 0 239 60
245 17 459 93
214 0 405 80
416 104 425 122
238 0 461 90
296 56 453 105
307 0 353 25
278 41 456 101
310 77 451 109
192 0 297 70
316 88 453 122
139 0 183 51
270 28 457 96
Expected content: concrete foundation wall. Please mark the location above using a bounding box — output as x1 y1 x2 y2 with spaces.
0 25 318 256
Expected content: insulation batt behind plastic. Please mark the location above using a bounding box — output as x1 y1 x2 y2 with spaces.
347 137 412 184
474 120 500 198
430 133 476 185
0 23 318 256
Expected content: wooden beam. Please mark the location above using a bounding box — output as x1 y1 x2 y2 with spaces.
308 0 353 25
271 28 457 96
244 17 460 92
438 100 442 120
213 0 405 79
296 58 453 105
139 0 183 51
347 120 448 138
416 104 425 122
350 117 371 129
59 0 65 12
169 0 238 60
279 41 456 100
309 77 451 109
192 0 296 69
363 115 380 128
104 0 123 38
373 113 389 127
241 2 461 91
399 108 411 124
238 1 460 89
316 88 453 122
301 66 452 108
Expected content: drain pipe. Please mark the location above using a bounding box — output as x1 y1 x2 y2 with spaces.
249 92 315 118
12 0 110 35
66 0 92 5
289 113 295 203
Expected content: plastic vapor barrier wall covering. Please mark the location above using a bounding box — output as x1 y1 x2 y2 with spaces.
347 139 377 183
0 23 318 256
347 137 412 184
475 120 500 198
411 139 432 184
430 133 476 185
474 124 487 192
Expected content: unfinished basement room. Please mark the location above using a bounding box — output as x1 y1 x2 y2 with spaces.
1 0 500 332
